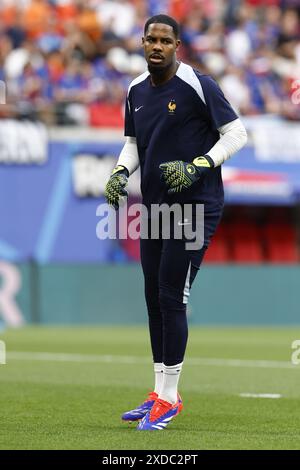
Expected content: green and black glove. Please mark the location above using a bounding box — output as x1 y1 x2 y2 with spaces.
159 155 214 194
104 165 129 209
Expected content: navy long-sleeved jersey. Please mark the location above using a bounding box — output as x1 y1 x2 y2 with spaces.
125 61 238 211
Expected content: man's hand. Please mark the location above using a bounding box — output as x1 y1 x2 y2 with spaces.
159 155 214 194
104 165 129 209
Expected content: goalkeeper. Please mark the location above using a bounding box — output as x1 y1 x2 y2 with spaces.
105 14 247 431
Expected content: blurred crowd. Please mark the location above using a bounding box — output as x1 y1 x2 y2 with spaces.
0 0 299 126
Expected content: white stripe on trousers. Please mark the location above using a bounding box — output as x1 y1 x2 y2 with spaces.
182 261 192 304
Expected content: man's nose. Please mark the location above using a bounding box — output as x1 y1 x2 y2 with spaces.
153 41 163 51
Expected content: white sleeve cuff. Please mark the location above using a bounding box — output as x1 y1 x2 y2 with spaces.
117 136 139 175
206 118 248 167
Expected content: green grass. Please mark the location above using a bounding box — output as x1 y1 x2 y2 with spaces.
1 326 300 450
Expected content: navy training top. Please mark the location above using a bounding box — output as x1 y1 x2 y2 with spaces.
124 61 238 212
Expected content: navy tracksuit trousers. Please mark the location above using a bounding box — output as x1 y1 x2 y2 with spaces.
140 206 222 366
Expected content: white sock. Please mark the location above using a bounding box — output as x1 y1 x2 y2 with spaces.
154 363 164 395
159 362 183 404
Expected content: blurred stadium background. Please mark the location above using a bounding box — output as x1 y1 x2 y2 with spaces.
0 0 300 327
1 0 300 450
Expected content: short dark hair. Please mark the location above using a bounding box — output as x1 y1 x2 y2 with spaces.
144 14 180 39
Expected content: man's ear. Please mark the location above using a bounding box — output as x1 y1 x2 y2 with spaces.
142 37 145 46
176 40 181 52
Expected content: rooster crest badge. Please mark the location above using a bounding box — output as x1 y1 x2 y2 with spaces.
168 99 176 113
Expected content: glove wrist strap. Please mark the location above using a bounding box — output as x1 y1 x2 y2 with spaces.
192 155 214 169
112 165 129 177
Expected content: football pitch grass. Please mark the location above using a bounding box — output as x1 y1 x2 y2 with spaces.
0 326 300 450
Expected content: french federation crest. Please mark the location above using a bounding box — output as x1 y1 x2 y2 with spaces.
168 99 176 113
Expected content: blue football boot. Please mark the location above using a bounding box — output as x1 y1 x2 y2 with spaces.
137 394 183 430
122 391 158 422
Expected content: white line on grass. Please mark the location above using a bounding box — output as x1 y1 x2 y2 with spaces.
186 357 297 369
7 351 299 370
239 393 282 399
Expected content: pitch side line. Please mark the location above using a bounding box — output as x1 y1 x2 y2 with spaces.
239 393 282 398
6 351 298 370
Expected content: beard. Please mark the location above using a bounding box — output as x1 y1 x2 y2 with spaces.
147 60 172 76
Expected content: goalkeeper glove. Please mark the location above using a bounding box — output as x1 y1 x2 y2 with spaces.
104 165 129 209
159 155 214 194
